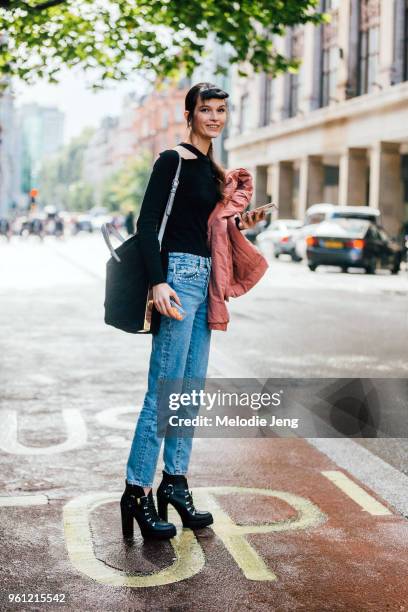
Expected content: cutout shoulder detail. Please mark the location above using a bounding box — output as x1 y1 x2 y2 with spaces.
172 144 198 160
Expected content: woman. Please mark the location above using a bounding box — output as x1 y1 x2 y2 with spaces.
121 82 266 540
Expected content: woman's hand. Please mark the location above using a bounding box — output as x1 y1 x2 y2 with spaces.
152 283 182 319
237 208 267 230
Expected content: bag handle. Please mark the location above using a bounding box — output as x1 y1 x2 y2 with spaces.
101 150 182 263
157 151 182 246
101 223 126 262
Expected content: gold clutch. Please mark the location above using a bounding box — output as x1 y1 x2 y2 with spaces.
142 287 154 332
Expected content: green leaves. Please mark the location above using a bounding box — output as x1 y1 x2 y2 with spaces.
1 0 325 86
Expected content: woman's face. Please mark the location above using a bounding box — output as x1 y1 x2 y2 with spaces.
186 96 228 139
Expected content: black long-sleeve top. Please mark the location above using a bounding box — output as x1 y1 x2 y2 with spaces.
136 141 222 286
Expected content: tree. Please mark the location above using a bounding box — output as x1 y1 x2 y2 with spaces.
0 1 327 87
101 152 152 214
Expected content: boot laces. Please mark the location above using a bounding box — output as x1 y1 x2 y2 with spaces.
141 494 160 526
184 488 196 514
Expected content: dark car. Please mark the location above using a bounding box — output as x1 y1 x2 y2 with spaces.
399 220 408 263
306 218 403 274
328 206 381 225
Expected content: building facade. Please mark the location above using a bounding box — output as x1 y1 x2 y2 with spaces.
111 92 139 173
19 102 64 194
227 0 408 236
133 78 190 161
82 116 119 207
0 86 19 216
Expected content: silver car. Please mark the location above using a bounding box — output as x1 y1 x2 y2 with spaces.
256 219 303 260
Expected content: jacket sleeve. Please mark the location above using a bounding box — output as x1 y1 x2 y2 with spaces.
136 149 179 286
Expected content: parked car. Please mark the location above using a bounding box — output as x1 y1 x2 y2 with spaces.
327 205 381 225
305 217 402 274
71 214 93 234
293 203 336 261
294 204 383 261
18 215 46 240
398 220 408 263
256 219 303 260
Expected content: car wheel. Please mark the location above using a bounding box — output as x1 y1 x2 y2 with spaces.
341 267 348 273
308 263 317 272
365 257 376 274
274 252 279 259
291 253 302 262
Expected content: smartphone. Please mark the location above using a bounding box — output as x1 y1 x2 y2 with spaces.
253 201 279 213
169 297 186 320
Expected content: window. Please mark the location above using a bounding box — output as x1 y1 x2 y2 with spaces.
357 0 381 95
239 92 250 133
392 0 408 86
259 73 274 126
378 228 389 242
324 165 339 186
319 0 339 107
288 27 304 117
368 226 382 240
161 110 169 129
404 0 408 81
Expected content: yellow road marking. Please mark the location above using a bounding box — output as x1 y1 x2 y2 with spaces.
321 470 392 515
63 492 205 587
63 487 327 586
196 487 326 581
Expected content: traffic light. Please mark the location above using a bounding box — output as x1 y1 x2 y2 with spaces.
29 188 39 210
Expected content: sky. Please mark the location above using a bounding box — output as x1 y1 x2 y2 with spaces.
14 67 149 144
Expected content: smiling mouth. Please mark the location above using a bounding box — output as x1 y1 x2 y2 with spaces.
207 125 219 129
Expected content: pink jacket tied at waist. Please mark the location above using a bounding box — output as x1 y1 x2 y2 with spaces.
206 168 269 331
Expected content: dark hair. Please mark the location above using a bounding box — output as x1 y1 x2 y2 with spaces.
185 82 229 199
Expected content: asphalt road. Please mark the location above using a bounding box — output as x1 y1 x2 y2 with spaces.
0 233 407 611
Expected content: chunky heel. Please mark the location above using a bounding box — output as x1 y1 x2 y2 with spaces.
157 496 169 522
157 471 213 530
120 503 134 539
120 481 176 541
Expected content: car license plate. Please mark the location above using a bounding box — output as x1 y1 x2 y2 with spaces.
324 240 343 248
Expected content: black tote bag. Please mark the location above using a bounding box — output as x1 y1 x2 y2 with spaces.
101 151 182 334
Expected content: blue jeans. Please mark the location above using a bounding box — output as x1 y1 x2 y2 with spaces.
126 251 212 487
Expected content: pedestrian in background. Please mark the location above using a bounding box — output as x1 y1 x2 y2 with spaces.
121 82 267 541
124 209 135 236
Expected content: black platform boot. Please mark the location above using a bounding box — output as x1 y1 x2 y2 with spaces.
157 471 213 529
120 480 177 540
